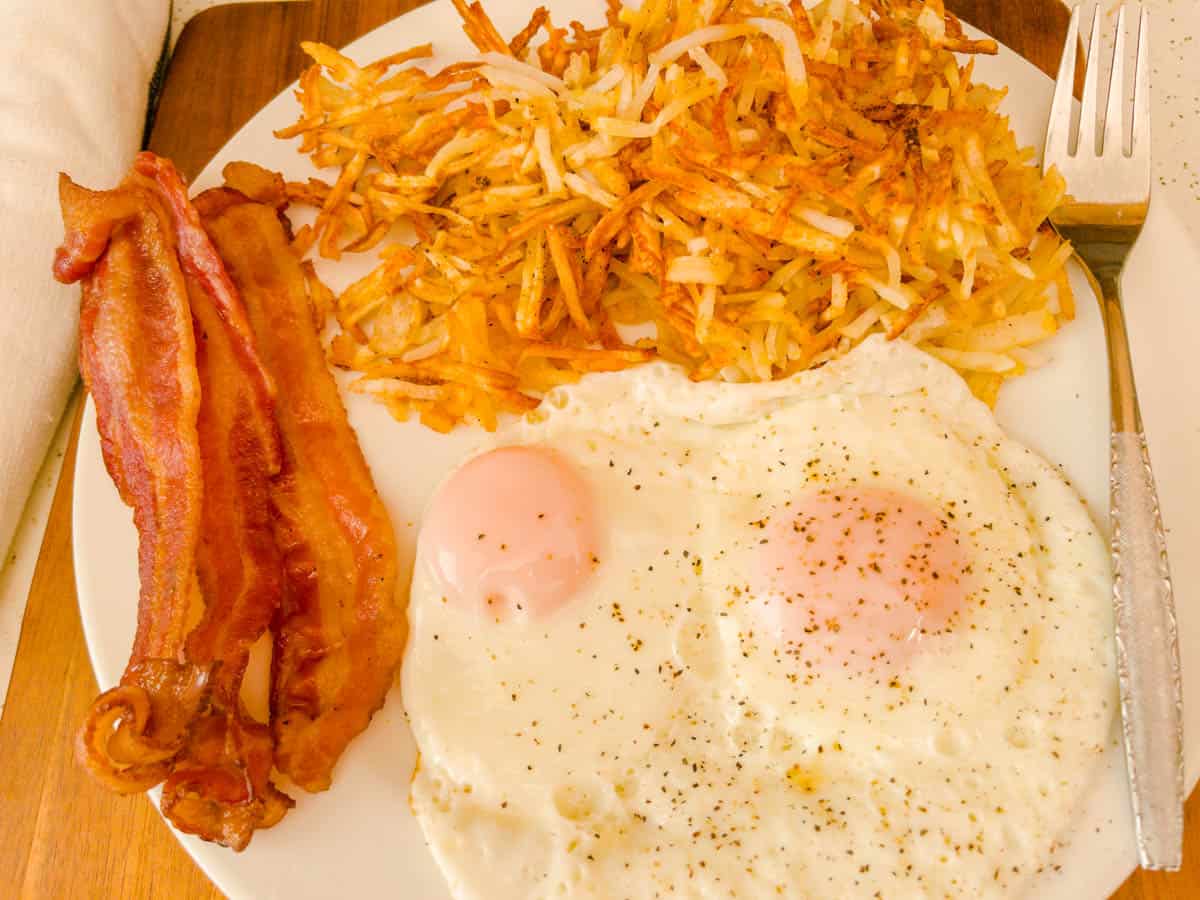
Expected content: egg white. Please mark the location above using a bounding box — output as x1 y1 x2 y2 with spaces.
402 336 1116 899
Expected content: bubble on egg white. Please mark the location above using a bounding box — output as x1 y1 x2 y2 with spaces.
1004 820 1034 854
933 727 969 757
428 776 452 813
669 601 718 681
726 701 772 753
552 783 595 822
768 725 796 755
611 773 639 804
1005 724 1032 749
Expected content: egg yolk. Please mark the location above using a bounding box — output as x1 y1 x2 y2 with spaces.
420 446 599 620
752 487 969 671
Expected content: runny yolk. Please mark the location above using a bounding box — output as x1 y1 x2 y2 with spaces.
419 446 599 621
751 487 969 672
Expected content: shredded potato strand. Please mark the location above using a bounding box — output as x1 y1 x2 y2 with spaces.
281 0 1074 430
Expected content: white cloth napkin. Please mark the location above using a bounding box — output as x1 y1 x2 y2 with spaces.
0 0 168 562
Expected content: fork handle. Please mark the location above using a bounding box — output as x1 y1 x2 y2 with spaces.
1101 271 1184 871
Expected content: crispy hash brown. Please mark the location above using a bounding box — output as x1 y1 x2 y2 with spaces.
279 0 1074 431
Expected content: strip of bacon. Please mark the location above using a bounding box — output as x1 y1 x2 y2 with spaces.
56 172 211 791
134 152 281 474
197 179 405 793
59 158 294 848
159 266 293 850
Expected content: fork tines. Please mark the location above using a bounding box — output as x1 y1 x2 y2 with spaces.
1044 4 1150 202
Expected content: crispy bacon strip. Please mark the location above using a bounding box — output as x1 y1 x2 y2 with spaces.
197 180 404 793
134 152 280 472
159 273 292 850
59 157 293 847
56 172 211 791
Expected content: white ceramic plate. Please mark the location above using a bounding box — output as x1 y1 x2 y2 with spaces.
73 2 1200 897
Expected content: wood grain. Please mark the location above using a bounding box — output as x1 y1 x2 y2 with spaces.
0 1 1193 898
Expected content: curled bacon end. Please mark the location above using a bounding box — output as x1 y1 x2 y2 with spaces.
52 175 147 284
77 661 212 794
222 161 288 209
162 713 294 851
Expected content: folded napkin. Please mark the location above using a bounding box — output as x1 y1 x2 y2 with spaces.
0 0 168 561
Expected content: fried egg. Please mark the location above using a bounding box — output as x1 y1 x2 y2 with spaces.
402 336 1116 899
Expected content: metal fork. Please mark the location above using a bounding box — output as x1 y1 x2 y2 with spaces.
1043 4 1182 871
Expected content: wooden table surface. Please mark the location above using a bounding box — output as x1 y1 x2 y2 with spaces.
0 1 1196 897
